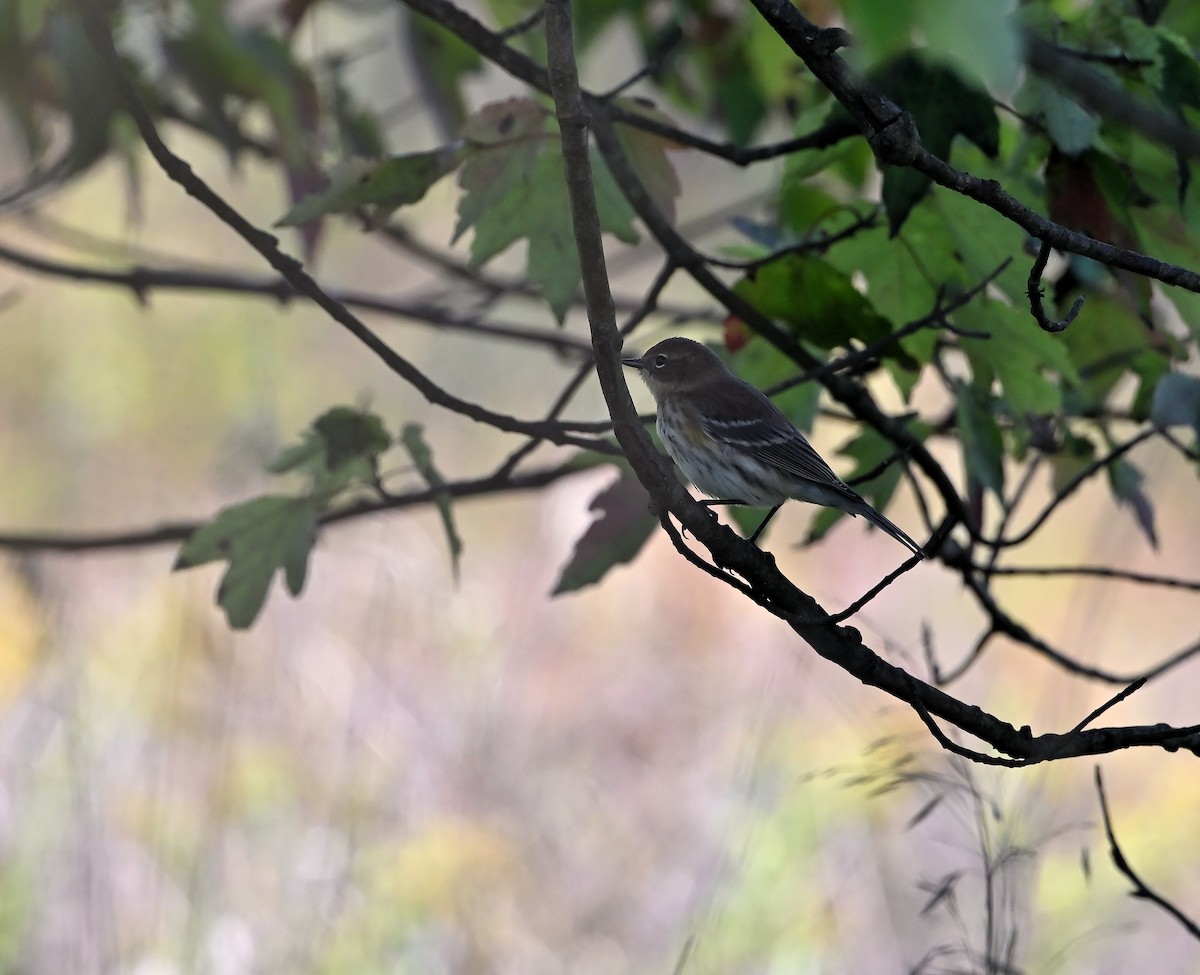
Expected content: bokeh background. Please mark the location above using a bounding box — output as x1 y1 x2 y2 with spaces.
1 2 1199 973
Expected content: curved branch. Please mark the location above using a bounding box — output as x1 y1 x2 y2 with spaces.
1026 239 1085 333
745 0 1200 294
0 241 593 355
986 563 1200 591
1096 768 1200 942
1027 36 1200 162
997 427 1158 548
76 3 615 456
0 461 593 553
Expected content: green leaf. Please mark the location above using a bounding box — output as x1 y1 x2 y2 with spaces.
269 406 391 495
1151 372 1200 439
872 53 1000 233
913 0 1020 91
1060 294 1168 412
839 0 920 68
400 423 462 579
455 98 638 322
312 407 392 472
959 300 1079 415
708 43 767 147
164 17 329 252
277 149 466 227
268 436 326 477
1036 79 1100 156
733 254 892 349
174 496 319 629
928 188 1029 303
455 100 547 248
956 383 1005 496
553 474 657 594
330 69 385 159
776 182 843 239
1159 32 1200 111
825 204 961 326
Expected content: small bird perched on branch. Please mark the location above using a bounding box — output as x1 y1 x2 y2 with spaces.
622 336 924 557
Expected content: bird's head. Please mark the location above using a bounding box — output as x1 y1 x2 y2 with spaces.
622 337 727 397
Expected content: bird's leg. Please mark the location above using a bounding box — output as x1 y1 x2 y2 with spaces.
747 504 782 545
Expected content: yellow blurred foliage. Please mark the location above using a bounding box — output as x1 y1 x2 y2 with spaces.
0 566 42 705
365 817 519 919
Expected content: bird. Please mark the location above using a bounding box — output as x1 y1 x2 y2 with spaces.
622 336 924 557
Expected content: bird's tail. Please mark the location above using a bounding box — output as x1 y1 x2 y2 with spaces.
855 502 925 558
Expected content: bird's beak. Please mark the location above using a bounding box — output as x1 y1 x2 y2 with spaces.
621 355 644 370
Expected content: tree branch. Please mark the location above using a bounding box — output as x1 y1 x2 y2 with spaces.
76 0 614 456
0 460 593 553
0 241 593 355
1026 239 1085 333
744 0 1200 293
538 0 1200 766
1096 768 1200 942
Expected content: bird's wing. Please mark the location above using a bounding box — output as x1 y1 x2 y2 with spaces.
699 381 857 495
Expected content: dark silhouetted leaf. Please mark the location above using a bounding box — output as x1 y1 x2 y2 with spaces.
553 474 657 594
907 793 946 830
919 870 963 916
1108 458 1158 547
312 407 391 472
872 53 999 233
1049 431 1097 494
270 406 391 495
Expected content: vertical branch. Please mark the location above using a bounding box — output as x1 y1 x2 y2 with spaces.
542 0 675 498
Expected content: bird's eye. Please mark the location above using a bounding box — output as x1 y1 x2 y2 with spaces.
653 354 668 368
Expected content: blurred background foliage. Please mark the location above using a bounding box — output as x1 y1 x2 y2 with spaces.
1 0 1199 971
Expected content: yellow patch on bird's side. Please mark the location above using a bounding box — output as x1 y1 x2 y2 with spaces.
676 414 710 446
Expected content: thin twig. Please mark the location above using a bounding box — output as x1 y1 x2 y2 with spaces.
986 563 1200 591
766 259 1009 397
1026 239 1085 332
0 460 592 553
1068 678 1148 735
997 427 1158 548
491 260 678 480
0 241 593 354
818 549 926 624
495 3 544 40
1095 768 1200 942
906 685 1028 768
